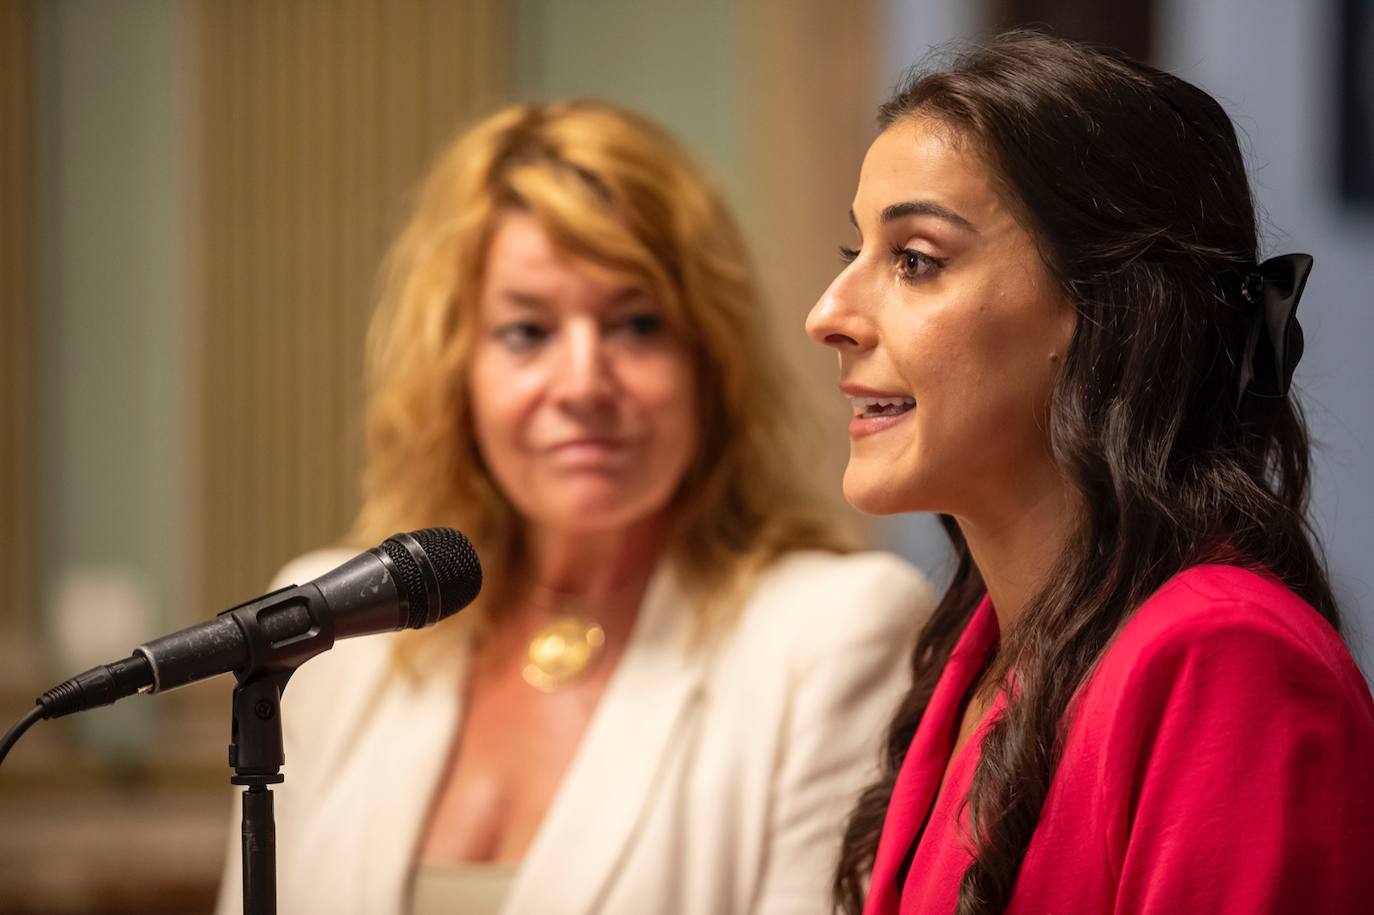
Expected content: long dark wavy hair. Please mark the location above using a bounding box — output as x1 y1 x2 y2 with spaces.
833 30 1341 915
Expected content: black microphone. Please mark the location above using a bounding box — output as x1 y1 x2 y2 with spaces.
34 528 481 720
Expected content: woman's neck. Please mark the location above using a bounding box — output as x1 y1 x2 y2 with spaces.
958 477 1079 638
518 512 670 620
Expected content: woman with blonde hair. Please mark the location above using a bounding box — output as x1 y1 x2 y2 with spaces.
215 100 929 914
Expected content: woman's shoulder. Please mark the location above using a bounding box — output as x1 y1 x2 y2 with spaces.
1091 563 1370 715
725 549 933 665
1055 572 1374 907
691 550 930 772
1112 564 1346 665
268 547 358 590
267 549 408 756
749 548 933 622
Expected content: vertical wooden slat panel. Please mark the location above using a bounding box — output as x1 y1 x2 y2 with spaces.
315 0 339 530
0 0 37 685
743 0 881 530
194 0 512 612
266 0 288 580
295 0 317 559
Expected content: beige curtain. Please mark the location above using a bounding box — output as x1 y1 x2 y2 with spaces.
194 0 511 609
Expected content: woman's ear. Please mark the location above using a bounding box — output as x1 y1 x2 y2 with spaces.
1049 296 1077 364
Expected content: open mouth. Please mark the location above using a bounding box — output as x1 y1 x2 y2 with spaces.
850 396 916 419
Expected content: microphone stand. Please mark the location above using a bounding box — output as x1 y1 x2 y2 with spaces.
229 668 293 915
217 582 332 915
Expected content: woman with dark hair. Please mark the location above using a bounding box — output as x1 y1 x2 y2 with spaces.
808 29 1374 915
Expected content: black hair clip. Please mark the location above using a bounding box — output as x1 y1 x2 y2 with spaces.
1236 253 1313 405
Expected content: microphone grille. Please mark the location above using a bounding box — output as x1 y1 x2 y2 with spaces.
381 528 482 628
379 536 428 627
412 527 482 617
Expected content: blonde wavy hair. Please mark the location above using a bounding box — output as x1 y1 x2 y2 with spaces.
352 100 852 635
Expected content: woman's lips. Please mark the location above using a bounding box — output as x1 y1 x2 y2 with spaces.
848 404 915 439
841 385 916 439
546 439 629 467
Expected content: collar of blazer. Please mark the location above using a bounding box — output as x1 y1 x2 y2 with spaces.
339 559 708 915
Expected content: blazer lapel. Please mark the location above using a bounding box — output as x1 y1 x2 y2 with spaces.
353 641 469 915
864 597 998 915
503 562 705 915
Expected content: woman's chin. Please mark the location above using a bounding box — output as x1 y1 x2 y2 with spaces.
841 469 917 516
526 497 669 539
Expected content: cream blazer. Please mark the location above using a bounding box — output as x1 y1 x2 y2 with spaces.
214 549 930 915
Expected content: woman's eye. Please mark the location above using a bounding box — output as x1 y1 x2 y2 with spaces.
611 313 664 338
495 321 549 351
892 245 947 283
838 245 860 265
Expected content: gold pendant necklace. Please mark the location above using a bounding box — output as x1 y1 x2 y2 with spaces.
522 617 606 693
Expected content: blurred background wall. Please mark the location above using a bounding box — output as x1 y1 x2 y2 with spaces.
1 1 1370 912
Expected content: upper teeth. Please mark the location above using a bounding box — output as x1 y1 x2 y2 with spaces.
850 396 916 412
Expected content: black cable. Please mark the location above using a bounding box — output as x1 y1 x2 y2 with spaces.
0 704 44 767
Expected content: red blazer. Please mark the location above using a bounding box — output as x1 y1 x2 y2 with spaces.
866 564 1374 914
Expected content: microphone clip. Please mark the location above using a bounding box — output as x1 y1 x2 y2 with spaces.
228 669 292 786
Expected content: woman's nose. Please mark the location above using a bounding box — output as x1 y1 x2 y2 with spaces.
553 322 614 408
806 266 873 352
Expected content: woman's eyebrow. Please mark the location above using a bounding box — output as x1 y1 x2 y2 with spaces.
606 286 648 305
501 290 547 308
848 200 978 233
